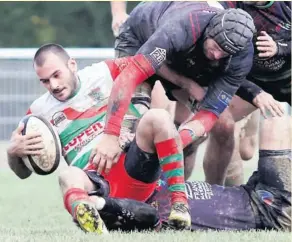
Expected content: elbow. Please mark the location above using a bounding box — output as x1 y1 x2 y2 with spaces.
17 173 32 180
14 167 32 180
7 154 32 180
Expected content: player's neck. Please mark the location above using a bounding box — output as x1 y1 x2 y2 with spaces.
69 75 81 99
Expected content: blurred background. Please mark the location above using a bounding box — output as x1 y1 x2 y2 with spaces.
0 1 139 48
0 1 139 140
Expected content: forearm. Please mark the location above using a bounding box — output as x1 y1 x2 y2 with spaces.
7 153 32 179
110 1 127 16
158 64 206 101
180 75 247 147
236 79 263 104
106 57 151 126
179 110 217 148
104 55 155 136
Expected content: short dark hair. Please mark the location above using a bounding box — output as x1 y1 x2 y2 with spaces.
34 43 70 67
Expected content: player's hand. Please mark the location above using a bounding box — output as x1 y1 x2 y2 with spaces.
90 134 122 174
7 122 44 158
112 12 129 37
252 91 285 118
256 31 278 58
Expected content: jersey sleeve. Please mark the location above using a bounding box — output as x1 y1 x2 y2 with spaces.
198 41 254 116
104 12 213 136
236 79 263 104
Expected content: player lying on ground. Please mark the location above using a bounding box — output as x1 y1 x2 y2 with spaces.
6 44 192 232
81 112 291 232
220 1 291 186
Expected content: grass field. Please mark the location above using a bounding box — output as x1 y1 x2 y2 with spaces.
0 142 291 242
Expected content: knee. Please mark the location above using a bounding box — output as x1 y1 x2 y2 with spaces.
143 109 172 132
211 115 235 141
240 149 254 161
58 166 85 191
240 136 257 160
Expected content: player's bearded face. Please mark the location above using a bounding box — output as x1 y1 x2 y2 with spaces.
49 68 77 101
203 38 229 61
35 54 78 102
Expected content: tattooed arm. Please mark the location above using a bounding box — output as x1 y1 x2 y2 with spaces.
92 12 211 174
89 57 154 174
103 12 210 137
104 56 155 137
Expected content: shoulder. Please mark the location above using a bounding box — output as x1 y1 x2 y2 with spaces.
77 61 112 83
29 92 55 114
225 41 254 75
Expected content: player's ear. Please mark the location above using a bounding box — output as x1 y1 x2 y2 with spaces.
67 58 78 73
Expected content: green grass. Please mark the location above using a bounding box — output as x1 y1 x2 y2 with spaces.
0 169 290 242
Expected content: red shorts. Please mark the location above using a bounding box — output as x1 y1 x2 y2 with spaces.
102 154 157 202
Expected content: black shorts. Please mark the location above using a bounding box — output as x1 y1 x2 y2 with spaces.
243 149 291 231
86 138 161 195
115 21 141 58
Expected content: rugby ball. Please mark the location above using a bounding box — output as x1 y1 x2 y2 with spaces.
20 115 61 175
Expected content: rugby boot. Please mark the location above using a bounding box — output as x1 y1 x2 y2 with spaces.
74 201 109 234
168 202 191 230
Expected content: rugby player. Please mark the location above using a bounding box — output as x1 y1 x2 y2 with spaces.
85 110 291 232
6 44 191 233
91 1 266 183
212 1 292 186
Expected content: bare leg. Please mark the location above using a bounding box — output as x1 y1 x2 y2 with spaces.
135 108 191 229
260 105 291 151
225 110 260 186
58 166 108 234
203 95 257 185
239 110 260 160
58 166 96 195
224 118 245 186
203 108 235 185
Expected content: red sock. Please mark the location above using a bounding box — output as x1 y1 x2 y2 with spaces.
63 188 90 217
155 138 187 205
179 110 218 148
179 129 197 148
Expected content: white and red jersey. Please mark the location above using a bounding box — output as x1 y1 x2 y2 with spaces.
27 62 139 169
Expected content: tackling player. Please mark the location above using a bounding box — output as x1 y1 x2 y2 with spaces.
213 1 291 186
92 1 262 183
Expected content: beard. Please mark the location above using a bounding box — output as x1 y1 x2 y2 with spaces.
67 71 79 98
